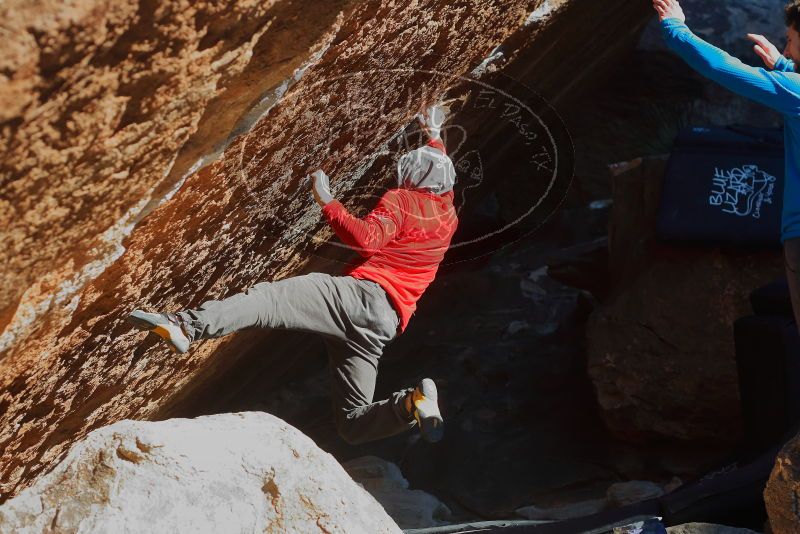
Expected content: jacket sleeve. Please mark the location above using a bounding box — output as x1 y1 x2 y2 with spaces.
774 55 796 73
321 190 405 257
661 18 800 115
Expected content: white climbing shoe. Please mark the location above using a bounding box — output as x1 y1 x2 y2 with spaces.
127 310 192 354
410 378 444 443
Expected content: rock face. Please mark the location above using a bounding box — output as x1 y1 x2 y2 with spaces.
0 0 357 352
588 158 783 443
0 0 655 502
764 434 800 534
606 480 664 507
0 0 544 500
0 412 401 533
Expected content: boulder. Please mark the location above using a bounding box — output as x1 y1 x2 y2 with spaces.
0 0 542 500
764 433 800 534
0 412 401 534
588 158 783 443
0 0 654 502
515 479 668 522
0 0 358 352
515 498 607 521
606 480 664 506
606 156 668 287
666 523 760 534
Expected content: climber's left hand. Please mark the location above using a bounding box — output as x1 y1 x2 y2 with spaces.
653 0 686 23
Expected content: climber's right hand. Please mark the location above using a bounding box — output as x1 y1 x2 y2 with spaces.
747 33 783 70
310 169 334 207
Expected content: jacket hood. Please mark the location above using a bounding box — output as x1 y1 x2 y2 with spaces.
396 143 456 195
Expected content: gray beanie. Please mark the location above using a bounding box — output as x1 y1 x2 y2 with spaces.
396 145 456 194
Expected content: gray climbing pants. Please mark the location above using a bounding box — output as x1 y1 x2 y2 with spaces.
179 272 415 444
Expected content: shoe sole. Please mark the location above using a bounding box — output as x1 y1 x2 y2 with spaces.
127 310 190 354
413 381 444 443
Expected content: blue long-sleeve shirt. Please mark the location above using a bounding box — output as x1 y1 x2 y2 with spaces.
661 17 800 242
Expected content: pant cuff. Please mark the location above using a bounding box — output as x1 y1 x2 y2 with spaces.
177 310 201 342
391 387 416 425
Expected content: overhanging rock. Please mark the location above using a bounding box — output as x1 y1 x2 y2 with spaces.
0 0 653 502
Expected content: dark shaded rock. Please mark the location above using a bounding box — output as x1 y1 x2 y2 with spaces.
516 498 607 521
588 246 782 444
588 158 783 443
546 236 610 300
666 523 760 534
606 480 664 506
607 157 668 287
343 456 452 529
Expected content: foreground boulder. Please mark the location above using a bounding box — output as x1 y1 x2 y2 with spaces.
0 412 401 534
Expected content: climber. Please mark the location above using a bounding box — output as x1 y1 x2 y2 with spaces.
127 105 458 445
654 0 800 330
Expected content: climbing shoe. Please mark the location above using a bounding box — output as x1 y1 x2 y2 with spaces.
127 310 193 354
408 378 444 443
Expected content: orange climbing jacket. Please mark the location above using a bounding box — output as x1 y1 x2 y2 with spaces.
321 139 458 333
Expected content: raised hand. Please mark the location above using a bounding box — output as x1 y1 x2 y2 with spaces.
653 0 686 23
416 105 446 140
747 33 783 70
309 169 334 207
